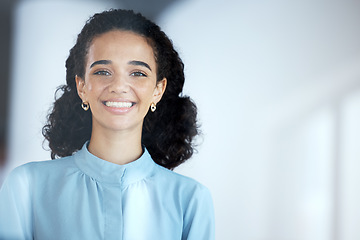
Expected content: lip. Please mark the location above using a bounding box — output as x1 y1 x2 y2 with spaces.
102 99 136 114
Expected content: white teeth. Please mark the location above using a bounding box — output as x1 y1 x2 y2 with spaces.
105 101 133 108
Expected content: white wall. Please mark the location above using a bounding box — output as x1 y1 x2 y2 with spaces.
339 90 360 240
3 0 360 239
158 0 360 239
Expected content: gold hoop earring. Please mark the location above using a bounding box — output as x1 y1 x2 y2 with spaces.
81 101 89 111
150 102 156 112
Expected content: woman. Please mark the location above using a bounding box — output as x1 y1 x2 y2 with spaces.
0 9 214 240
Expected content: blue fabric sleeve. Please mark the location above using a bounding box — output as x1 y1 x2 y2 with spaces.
0 165 33 240
182 185 215 240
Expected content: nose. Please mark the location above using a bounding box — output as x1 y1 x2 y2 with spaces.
108 73 130 93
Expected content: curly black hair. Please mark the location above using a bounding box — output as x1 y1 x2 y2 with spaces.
42 9 199 170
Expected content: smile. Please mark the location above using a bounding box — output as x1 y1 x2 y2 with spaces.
104 101 135 108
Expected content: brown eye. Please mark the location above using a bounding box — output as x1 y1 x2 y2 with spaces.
94 70 111 76
130 71 147 77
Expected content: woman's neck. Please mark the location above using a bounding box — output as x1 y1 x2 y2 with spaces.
88 126 143 165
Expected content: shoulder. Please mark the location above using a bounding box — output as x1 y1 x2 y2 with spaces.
153 164 201 185
3 155 76 186
20 155 74 171
152 163 212 200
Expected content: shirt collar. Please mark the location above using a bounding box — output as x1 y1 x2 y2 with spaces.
74 142 156 186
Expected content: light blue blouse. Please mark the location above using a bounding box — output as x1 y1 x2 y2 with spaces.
0 143 215 239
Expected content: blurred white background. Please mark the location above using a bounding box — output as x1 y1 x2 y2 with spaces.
1 0 360 239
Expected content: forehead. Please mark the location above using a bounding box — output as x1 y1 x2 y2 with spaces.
86 30 156 67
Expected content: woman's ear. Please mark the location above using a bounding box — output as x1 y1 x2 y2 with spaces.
153 78 167 103
75 75 86 100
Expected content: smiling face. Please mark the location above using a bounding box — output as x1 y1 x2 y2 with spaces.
76 30 166 134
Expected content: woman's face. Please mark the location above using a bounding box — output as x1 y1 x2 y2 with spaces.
76 30 166 134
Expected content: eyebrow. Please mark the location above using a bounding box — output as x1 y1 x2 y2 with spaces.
128 60 152 71
89 59 152 71
90 60 112 68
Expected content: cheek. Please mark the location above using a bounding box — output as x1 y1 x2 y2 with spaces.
86 85 93 92
136 79 157 94
85 81 103 93
139 86 156 102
